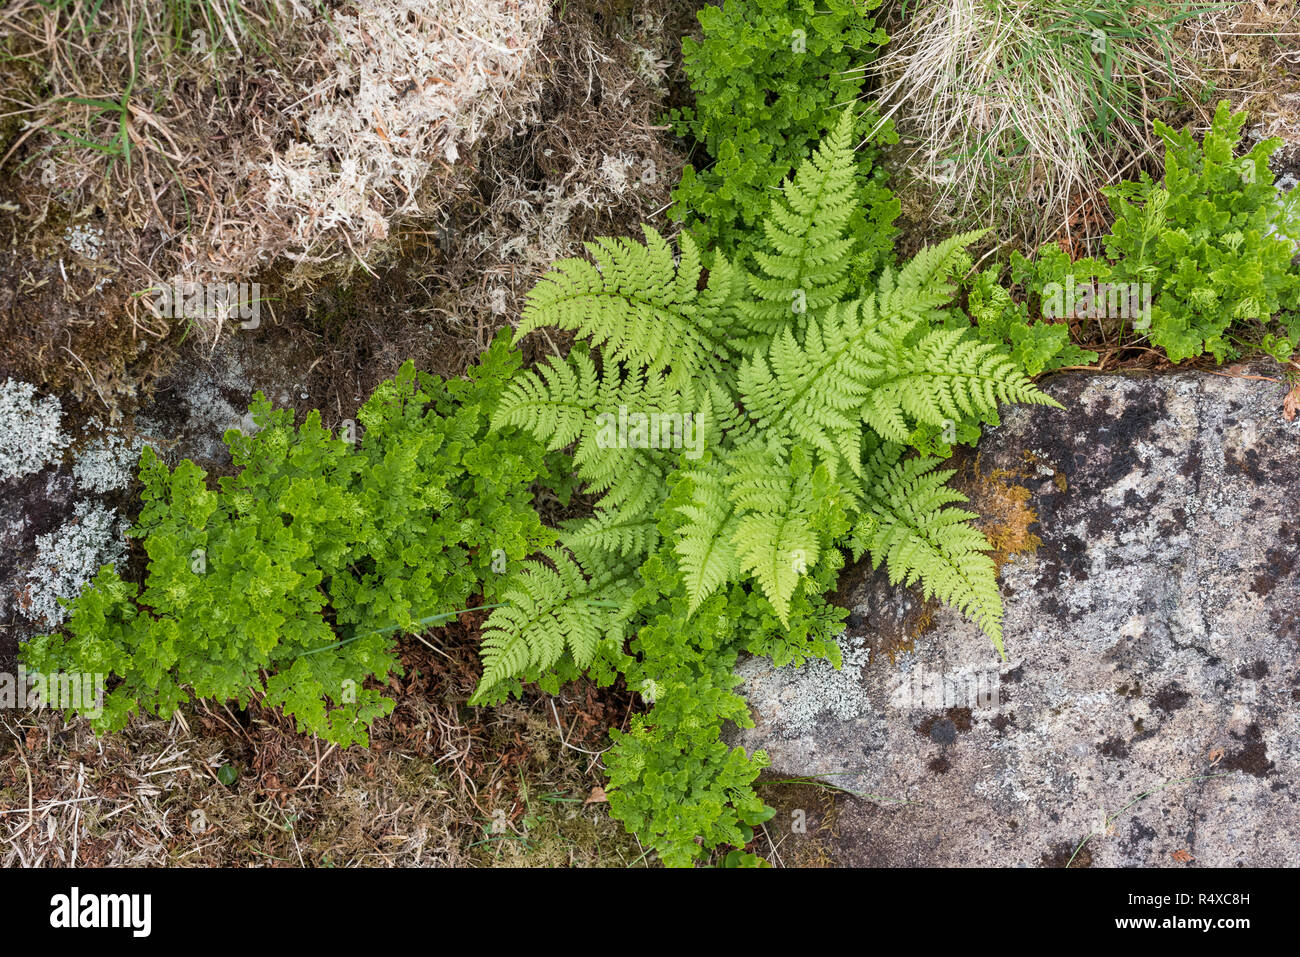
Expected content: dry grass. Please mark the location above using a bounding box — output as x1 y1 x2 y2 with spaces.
0 0 553 412
867 0 1212 248
749 777 845 868
412 2 685 328
1 0 551 294
1 620 645 867
1180 0 1300 150
0 0 688 417
271 0 688 417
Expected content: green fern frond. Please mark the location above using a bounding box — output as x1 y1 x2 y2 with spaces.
516 226 739 387
852 447 1005 655
472 548 637 702
737 300 875 477
491 347 599 450
505 360 677 520
737 272 960 476
889 228 986 296
726 444 822 625
671 462 742 612
741 110 860 342
581 454 670 528
562 511 661 561
860 326 1060 444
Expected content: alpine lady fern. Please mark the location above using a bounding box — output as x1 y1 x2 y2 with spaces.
481 110 1058 864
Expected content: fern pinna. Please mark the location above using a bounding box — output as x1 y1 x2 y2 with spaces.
482 111 1058 865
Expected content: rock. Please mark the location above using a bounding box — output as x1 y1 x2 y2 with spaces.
733 368 1300 866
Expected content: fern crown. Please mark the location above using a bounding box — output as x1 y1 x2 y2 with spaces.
477 109 1058 703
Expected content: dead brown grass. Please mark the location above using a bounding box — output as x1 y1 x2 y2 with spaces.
0 0 690 423
1181 0 1300 156
0 0 550 286
0 616 644 867
265 0 688 419
0 0 550 411
749 777 844 868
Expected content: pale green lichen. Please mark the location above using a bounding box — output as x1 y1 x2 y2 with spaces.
734 632 873 733
73 432 145 494
0 378 69 482
23 502 128 627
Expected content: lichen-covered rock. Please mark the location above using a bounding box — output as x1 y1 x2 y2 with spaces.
23 501 128 628
733 369 1300 867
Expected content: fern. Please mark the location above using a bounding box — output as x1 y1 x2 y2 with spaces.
859 325 1060 445
472 548 637 703
738 300 879 479
671 459 742 613
490 347 602 451
562 510 661 561
484 108 1058 865
515 229 739 389
853 446 1006 655
965 266 1099 376
741 111 863 340
726 444 835 625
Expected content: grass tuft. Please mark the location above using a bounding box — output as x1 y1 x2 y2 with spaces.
866 0 1214 246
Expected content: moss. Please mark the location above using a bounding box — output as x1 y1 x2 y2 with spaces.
980 477 1043 569
751 777 843 868
468 786 647 867
466 700 647 867
956 454 1048 571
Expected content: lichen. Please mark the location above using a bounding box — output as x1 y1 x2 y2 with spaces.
735 631 873 732
0 378 69 481
73 431 145 494
21 501 128 628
